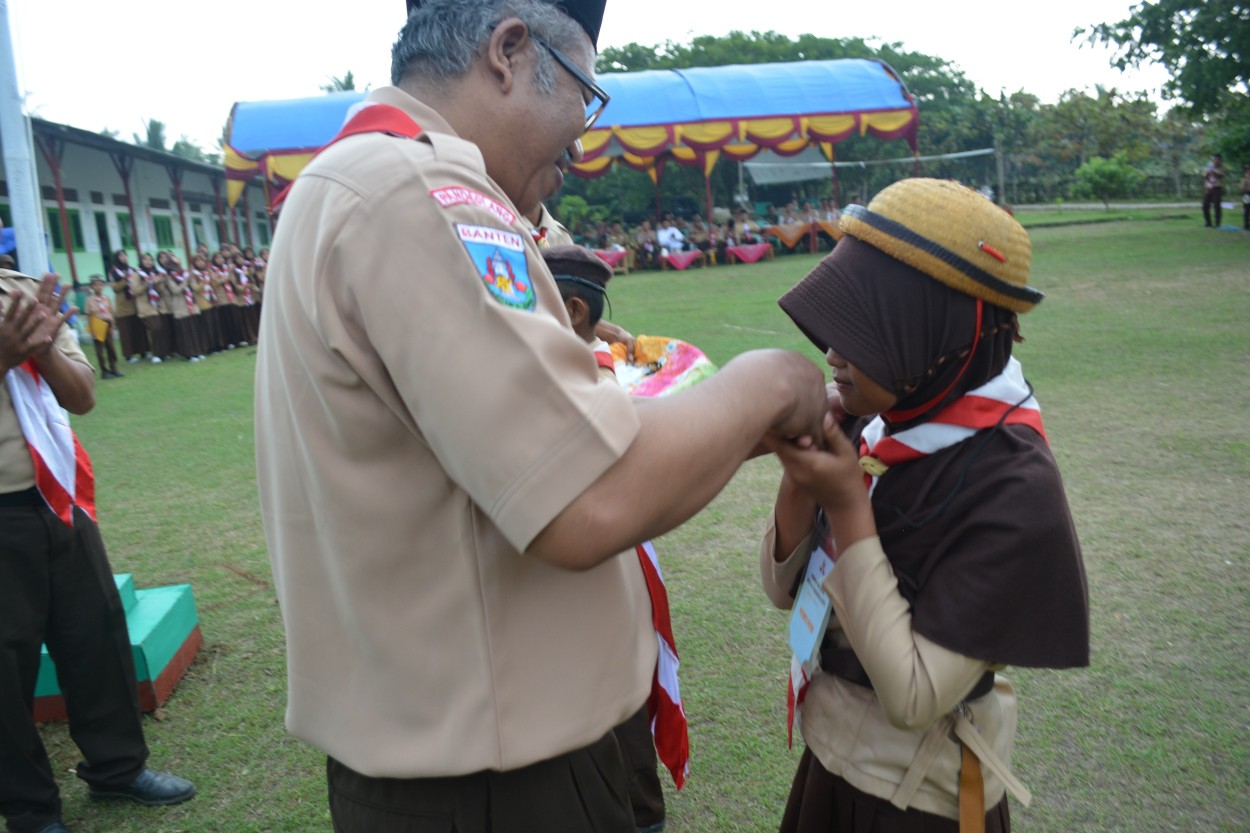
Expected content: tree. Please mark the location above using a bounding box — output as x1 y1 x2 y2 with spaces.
171 137 219 165
321 71 358 93
1079 1 1249 117
1072 152 1147 208
133 119 166 151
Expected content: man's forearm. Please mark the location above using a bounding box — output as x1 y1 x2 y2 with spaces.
527 349 824 570
35 346 95 414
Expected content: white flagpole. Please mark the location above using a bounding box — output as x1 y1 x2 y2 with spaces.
0 0 49 274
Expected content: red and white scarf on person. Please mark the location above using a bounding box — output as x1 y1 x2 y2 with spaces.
236 269 254 305
4 360 96 525
636 540 691 789
222 278 236 304
139 269 161 311
858 357 1046 495
786 357 1045 743
598 345 690 788
172 270 197 314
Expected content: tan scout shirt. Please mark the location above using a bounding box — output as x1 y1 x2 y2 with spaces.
759 513 1019 820
0 270 92 494
255 86 655 779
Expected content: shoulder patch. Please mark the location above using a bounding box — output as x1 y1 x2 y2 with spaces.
430 186 517 226
455 224 535 311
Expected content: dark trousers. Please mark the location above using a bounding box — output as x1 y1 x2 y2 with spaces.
1243 199 1249 230
116 315 147 361
0 496 148 833
326 730 633 833
92 334 118 376
140 315 169 359
1203 187 1223 226
613 706 665 828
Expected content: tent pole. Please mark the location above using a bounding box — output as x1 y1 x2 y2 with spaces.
704 166 713 225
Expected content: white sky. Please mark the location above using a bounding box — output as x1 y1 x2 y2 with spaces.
9 0 1171 151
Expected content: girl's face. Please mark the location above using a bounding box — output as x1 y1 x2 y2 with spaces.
115 251 129 266
192 256 207 270
139 254 155 270
825 348 898 417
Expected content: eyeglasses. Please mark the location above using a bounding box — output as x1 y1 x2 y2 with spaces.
533 36 610 132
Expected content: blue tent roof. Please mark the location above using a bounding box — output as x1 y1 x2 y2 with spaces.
595 58 912 126
226 59 913 159
229 90 366 157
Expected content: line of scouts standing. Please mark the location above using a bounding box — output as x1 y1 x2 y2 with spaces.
86 245 266 378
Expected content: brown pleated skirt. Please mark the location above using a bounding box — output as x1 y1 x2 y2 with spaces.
780 747 1010 833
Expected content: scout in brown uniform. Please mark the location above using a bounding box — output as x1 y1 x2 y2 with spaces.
189 255 224 353
0 271 194 833
762 180 1088 833
129 253 167 362
159 255 206 362
108 251 146 363
84 275 123 378
254 2 827 831
544 245 670 833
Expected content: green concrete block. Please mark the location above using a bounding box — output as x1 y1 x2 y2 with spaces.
34 579 199 699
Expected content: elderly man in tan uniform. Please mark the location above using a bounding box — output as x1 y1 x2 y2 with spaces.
0 271 194 833
254 2 827 831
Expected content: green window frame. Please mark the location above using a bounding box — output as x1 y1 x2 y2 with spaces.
192 218 207 248
153 215 175 248
45 207 86 253
117 214 134 251
255 219 271 247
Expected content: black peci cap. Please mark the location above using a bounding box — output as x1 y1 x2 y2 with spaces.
405 0 606 48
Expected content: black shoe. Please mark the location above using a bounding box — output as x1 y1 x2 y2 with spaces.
34 823 71 833
89 768 196 806
112 369 125 378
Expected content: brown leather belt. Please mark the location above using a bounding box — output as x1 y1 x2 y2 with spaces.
820 642 995 701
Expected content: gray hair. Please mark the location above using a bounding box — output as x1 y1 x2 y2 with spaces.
391 0 586 90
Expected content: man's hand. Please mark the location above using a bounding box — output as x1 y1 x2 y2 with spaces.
755 349 828 445
0 275 72 373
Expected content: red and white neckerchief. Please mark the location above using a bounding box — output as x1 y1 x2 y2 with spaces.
858 357 1046 496
4 359 96 525
785 358 1045 744
235 269 254 305
138 269 161 311
112 266 135 298
598 347 690 788
171 270 196 314
200 272 216 304
636 540 691 789
222 279 236 304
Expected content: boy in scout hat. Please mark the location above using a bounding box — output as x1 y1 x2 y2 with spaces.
544 243 677 832
255 1 827 831
759 179 1089 833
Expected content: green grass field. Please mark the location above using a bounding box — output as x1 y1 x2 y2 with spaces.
39 212 1249 832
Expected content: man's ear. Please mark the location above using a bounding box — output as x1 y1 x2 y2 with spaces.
564 296 588 329
484 17 531 95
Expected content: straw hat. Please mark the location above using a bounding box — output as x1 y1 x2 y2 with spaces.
837 178 1042 312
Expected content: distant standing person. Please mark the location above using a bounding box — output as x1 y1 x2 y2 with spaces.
1203 153 1226 228
108 251 146 364
85 275 123 379
1240 162 1250 231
